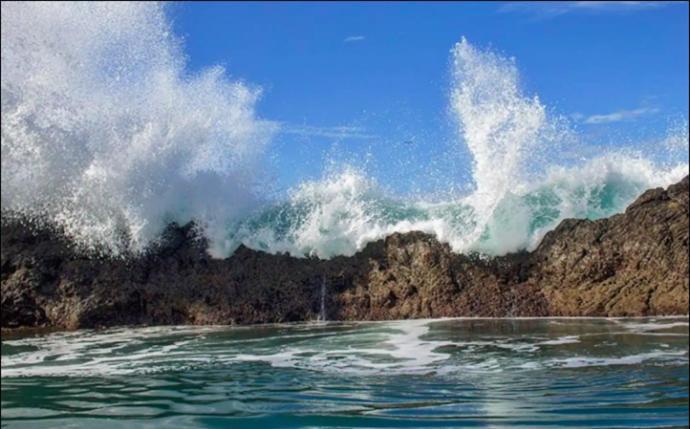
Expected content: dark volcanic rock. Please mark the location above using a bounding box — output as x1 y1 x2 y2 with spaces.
2 177 688 330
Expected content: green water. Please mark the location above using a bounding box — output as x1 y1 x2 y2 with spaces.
1 318 688 428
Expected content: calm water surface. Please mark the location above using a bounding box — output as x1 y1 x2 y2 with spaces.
1 318 688 428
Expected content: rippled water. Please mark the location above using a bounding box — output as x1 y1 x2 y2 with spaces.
1 318 688 428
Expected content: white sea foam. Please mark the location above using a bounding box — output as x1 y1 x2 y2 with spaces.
550 351 689 369
537 335 581 346
612 320 690 333
2 319 687 378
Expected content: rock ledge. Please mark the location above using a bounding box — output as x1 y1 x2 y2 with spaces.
2 177 688 330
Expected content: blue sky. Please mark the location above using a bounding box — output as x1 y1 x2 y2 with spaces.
169 1 689 195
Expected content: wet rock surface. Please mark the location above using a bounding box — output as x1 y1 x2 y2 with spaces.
2 177 688 330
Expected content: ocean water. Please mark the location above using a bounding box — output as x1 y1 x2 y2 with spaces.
1 318 688 428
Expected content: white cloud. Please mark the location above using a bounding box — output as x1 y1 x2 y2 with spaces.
500 1 668 18
582 107 660 124
343 35 365 43
281 124 376 140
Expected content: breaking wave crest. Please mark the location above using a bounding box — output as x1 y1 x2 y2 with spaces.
1 4 688 258
225 154 687 258
221 39 687 258
1 2 276 255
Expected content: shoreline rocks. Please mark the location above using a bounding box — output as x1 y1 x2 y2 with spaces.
2 176 688 331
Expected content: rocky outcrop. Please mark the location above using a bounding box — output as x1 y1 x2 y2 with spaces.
529 176 689 316
2 177 688 330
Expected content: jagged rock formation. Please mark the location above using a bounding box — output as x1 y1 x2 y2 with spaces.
2 177 688 330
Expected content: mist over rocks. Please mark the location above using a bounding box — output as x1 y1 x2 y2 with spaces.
2 176 687 330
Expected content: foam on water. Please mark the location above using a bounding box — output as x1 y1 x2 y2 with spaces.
550 351 689 369
1 4 688 258
3 320 688 428
2 318 688 378
612 319 690 333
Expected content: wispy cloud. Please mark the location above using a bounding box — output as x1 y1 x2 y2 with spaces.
500 2 668 19
581 107 660 125
343 35 365 43
281 124 376 140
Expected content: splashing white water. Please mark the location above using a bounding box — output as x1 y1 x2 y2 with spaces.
451 38 546 235
1 2 275 255
224 40 687 258
1 4 687 259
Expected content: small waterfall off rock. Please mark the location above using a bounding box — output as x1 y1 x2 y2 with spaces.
318 276 327 322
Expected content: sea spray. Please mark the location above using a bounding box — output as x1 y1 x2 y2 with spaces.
450 37 547 240
225 41 688 258
1 3 687 259
1 2 275 256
